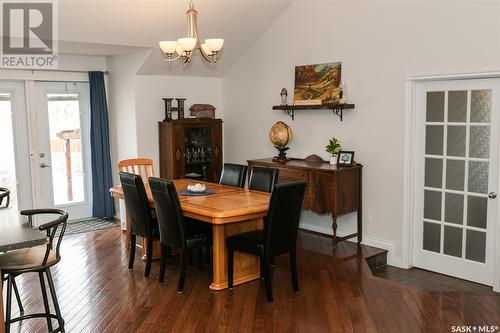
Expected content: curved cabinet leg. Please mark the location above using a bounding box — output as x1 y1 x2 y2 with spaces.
332 216 338 251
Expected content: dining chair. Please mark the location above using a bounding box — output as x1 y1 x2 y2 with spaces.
119 172 159 277
0 187 10 208
118 158 156 180
226 181 307 301
219 163 248 188
149 177 211 292
248 167 279 193
0 208 68 333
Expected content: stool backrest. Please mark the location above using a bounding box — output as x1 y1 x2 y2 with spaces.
20 208 69 266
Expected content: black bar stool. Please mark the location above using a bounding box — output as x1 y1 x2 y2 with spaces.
0 209 68 333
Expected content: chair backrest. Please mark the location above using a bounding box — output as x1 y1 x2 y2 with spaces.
149 177 185 249
20 208 68 267
264 181 307 257
119 172 155 238
248 167 279 193
118 158 155 182
219 163 248 188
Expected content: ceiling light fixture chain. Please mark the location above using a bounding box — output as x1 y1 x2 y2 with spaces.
159 0 224 65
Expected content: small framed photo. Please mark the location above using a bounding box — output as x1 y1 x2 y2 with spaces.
337 151 355 167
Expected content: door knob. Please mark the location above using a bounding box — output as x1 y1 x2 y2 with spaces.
489 192 497 199
40 162 51 168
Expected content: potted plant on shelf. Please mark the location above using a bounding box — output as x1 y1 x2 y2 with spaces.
325 137 341 165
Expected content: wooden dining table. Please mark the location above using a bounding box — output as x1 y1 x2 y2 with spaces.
0 221 49 333
110 179 271 290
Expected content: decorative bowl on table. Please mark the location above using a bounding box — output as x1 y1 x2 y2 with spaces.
187 183 207 193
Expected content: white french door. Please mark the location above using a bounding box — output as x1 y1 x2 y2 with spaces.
0 81 32 224
413 79 500 285
34 82 92 219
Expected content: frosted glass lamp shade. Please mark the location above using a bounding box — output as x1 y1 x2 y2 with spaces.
205 39 224 52
201 43 213 56
177 37 197 51
159 41 178 54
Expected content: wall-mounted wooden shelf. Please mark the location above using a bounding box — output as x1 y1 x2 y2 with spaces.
272 103 355 121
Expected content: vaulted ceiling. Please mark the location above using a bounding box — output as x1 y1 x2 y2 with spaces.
57 0 292 76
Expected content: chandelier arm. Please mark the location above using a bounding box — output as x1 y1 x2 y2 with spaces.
161 54 182 62
196 39 213 63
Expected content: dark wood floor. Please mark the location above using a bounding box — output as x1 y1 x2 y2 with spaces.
4 228 500 332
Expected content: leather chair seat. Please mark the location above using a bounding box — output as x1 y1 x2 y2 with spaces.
0 245 56 272
226 230 264 256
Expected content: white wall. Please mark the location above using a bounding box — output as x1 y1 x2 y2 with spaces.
106 51 150 186
134 75 224 173
223 1 500 265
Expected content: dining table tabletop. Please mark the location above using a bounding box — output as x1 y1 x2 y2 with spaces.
0 219 49 333
110 178 272 290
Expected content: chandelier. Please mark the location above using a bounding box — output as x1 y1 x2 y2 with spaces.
159 0 224 64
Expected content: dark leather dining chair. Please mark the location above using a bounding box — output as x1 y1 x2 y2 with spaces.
248 167 279 193
149 177 211 292
0 208 68 333
226 181 307 302
219 163 248 188
119 172 159 277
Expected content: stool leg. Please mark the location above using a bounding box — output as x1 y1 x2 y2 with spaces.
5 275 13 333
11 278 24 314
39 272 53 331
46 269 65 333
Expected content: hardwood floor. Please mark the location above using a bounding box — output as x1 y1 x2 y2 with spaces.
4 228 500 332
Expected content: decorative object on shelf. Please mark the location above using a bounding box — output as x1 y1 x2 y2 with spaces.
189 104 216 119
304 154 324 163
158 0 224 65
325 137 342 165
337 151 355 167
272 103 354 121
293 62 341 105
162 98 186 121
280 88 288 105
339 81 348 104
269 121 292 163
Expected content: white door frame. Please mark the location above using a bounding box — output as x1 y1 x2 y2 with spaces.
403 71 500 292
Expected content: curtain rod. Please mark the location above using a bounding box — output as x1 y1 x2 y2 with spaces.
0 68 109 75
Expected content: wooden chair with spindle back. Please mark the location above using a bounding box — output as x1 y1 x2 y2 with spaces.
118 158 156 180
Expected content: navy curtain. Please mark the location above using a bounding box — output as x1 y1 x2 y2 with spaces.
89 71 114 217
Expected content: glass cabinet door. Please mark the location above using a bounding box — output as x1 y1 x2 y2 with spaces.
183 126 213 181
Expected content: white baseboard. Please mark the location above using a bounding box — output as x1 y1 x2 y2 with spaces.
299 223 404 268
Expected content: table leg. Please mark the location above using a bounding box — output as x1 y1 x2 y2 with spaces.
209 218 263 290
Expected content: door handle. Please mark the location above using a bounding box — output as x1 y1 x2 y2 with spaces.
40 162 51 168
489 192 497 199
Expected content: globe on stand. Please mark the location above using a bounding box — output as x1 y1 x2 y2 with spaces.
269 121 292 163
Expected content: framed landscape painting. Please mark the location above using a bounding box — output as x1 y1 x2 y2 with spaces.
293 62 341 105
